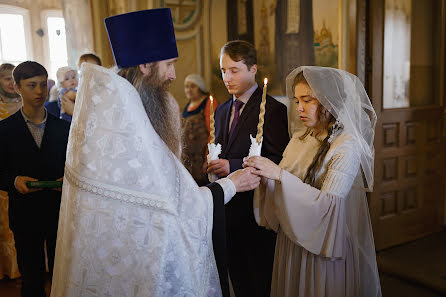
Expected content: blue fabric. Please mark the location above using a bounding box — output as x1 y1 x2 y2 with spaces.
44 101 60 118
105 8 178 67
182 96 209 118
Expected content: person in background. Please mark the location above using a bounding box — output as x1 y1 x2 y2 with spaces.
0 64 22 281
54 54 103 120
77 53 102 68
47 79 55 94
0 61 70 297
55 67 78 122
44 79 59 118
181 74 218 186
0 63 22 120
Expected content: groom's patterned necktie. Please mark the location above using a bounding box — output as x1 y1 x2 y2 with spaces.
229 99 244 139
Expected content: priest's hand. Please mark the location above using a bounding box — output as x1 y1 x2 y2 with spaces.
228 167 261 192
14 176 43 194
207 159 230 177
243 156 281 181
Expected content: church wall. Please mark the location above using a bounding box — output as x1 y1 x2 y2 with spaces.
209 0 228 104
83 0 163 71
61 0 94 68
207 0 357 98
208 0 280 101
252 0 279 95
174 29 202 109
166 0 211 110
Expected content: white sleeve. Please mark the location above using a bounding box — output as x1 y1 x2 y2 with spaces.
276 139 360 258
215 177 236 205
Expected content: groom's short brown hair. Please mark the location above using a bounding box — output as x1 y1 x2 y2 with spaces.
220 40 257 70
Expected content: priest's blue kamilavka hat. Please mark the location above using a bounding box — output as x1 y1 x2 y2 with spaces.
104 8 178 68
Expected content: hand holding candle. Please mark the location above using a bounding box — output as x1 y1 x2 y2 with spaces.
256 78 268 144
209 95 215 144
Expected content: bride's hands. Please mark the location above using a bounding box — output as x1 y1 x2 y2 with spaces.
243 156 282 181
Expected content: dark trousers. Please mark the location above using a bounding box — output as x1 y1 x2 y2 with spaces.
226 194 276 297
13 221 57 297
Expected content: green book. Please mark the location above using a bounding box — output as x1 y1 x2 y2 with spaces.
26 181 63 188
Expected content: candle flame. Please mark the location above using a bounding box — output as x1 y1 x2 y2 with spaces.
264 78 268 85
210 95 213 103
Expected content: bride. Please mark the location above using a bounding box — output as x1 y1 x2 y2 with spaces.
244 66 382 297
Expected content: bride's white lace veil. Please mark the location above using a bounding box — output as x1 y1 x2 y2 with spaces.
286 66 377 191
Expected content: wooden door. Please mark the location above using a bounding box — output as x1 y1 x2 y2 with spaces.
368 0 446 250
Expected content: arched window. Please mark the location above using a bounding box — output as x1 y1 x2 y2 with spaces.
0 4 33 66
41 10 68 81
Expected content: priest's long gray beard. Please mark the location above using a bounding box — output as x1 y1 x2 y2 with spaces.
117 64 181 158
140 75 181 158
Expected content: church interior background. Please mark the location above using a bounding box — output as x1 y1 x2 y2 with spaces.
0 0 445 296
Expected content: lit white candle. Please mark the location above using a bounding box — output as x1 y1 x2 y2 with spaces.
256 78 268 144
209 95 215 144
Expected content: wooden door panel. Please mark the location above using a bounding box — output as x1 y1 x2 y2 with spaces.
372 110 445 249
376 181 444 248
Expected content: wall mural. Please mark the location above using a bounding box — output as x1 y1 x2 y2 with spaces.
150 0 352 106
313 0 339 69
160 0 201 30
210 0 348 99
212 0 356 96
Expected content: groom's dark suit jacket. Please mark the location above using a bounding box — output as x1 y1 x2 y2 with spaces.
214 86 289 297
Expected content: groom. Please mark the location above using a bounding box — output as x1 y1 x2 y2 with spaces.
208 40 289 297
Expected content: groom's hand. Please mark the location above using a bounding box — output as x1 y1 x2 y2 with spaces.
207 159 230 177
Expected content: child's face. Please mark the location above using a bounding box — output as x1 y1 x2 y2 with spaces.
62 70 78 89
14 75 48 109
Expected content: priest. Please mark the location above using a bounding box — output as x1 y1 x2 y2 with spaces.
50 8 258 297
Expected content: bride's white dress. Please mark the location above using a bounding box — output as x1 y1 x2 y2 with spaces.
255 131 381 297
50 64 221 297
